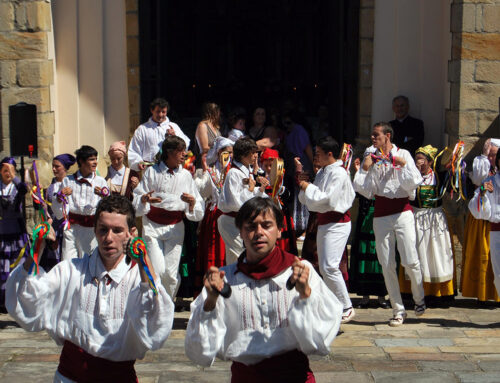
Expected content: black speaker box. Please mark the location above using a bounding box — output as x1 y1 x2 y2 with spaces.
9 102 37 158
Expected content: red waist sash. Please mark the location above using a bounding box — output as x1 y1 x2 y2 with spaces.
317 211 351 225
57 340 137 383
231 349 315 383
491 222 500 231
223 211 238 218
146 206 184 225
68 212 95 228
374 196 413 218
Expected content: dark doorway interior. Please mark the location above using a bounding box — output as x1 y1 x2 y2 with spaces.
139 0 359 144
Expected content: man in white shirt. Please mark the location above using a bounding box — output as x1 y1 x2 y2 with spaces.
353 122 425 327
133 135 204 298
128 98 191 171
6 194 174 382
217 137 269 265
53 145 108 260
185 197 342 382
298 136 356 323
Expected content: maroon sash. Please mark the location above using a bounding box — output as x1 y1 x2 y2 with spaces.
223 211 238 218
68 212 95 228
374 196 412 218
57 341 137 383
491 222 500 231
146 206 184 225
231 349 315 383
317 211 351 225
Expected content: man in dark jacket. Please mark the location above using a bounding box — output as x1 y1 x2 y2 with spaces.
389 95 424 156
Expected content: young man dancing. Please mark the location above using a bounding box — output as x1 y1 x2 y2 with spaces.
298 136 356 323
6 195 174 382
186 197 342 382
353 122 425 326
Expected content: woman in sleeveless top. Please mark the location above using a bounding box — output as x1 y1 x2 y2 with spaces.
105 141 139 200
195 102 221 156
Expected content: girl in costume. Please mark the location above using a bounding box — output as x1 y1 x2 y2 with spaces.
0 157 28 312
398 145 455 305
40 154 76 271
461 138 500 304
105 141 140 200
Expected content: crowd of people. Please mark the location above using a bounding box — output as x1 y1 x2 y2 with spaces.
0 94 499 382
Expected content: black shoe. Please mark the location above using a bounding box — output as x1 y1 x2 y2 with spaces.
356 301 369 309
377 297 389 309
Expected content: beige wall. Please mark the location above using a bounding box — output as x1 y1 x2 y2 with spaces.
371 0 452 149
51 0 129 158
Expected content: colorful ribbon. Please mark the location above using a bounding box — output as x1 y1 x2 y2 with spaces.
57 190 71 230
341 144 353 172
28 222 51 276
128 237 158 295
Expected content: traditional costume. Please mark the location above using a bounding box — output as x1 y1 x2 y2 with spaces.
398 146 455 301
105 141 139 200
461 140 500 302
40 154 76 271
52 171 107 260
299 160 355 315
354 144 425 322
133 162 204 298
6 248 173 382
185 247 342 383
0 157 28 311
217 161 267 265
193 137 233 295
128 117 191 171
261 148 297 255
469 172 500 297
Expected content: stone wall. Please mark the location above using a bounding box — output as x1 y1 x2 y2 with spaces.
126 0 140 140
447 0 500 159
356 0 375 151
0 0 54 162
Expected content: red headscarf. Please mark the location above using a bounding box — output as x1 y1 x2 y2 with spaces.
236 246 295 280
260 148 279 161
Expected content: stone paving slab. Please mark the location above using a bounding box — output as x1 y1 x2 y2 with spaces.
372 371 457 382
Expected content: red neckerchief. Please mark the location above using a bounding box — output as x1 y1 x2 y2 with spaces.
236 246 295 280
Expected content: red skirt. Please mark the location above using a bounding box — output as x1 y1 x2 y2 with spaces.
277 213 298 255
231 349 315 383
194 206 226 296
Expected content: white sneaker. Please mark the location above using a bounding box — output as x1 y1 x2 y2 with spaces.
389 312 407 327
341 307 355 323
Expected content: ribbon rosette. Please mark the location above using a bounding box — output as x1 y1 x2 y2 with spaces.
100 186 110 197
128 237 158 295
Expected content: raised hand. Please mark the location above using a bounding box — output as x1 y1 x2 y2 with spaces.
288 257 311 299
203 266 226 311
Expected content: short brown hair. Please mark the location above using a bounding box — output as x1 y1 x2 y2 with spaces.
95 195 136 230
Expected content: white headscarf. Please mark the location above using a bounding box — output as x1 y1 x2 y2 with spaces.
207 136 234 165
490 138 500 147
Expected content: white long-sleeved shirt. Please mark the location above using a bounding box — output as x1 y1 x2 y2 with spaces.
185 260 342 367
353 145 422 200
128 118 191 171
470 154 492 187
6 249 173 361
469 174 500 223
218 161 267 213
298 160 354 214
133 162 204 223
52 171 108 219
194 162 225 207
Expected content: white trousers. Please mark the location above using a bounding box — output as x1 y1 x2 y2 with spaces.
62 224 97 260
217 215 244 265
373 210 425 316
144 221 184 299
489 231 500 297
317 221 352 310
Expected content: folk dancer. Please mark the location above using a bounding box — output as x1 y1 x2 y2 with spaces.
185 197 342 383
128 98 190 172
53 146 108 260
133 135 204 298
462 138 500 303
353 122 425 326
298 136 356 323
217 137 269 265
6 195 173 382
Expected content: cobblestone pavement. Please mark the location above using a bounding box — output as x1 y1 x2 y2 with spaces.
1 296 499 383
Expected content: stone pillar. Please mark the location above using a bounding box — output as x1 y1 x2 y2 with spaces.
356 0 375 153
447 0 500 160
0 0 55 162
126 0 141 140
